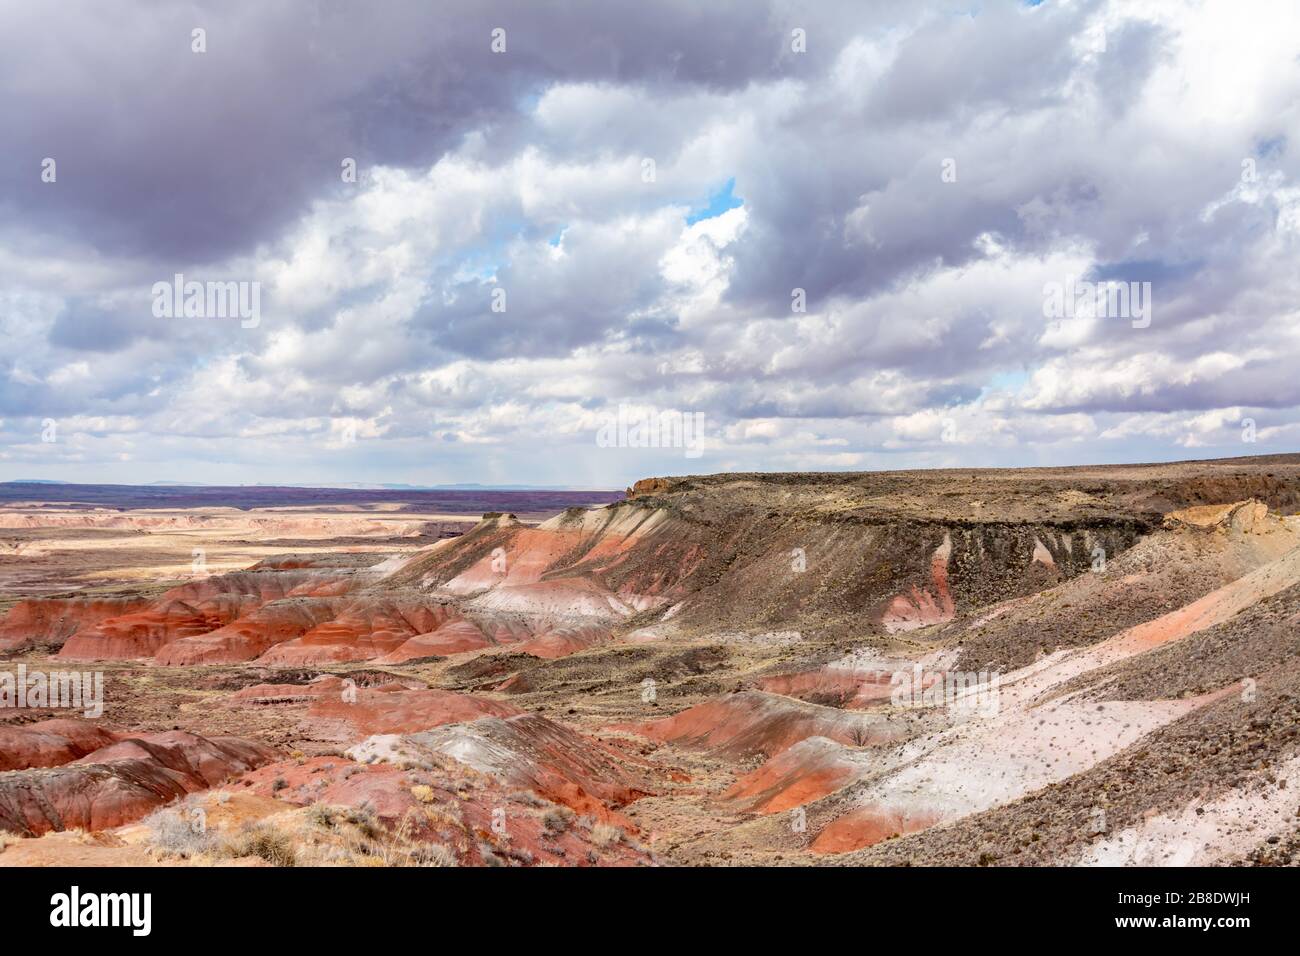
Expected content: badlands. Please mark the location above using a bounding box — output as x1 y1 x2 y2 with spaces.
1 455 1299 867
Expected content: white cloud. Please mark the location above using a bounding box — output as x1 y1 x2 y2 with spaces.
1 0 1298 486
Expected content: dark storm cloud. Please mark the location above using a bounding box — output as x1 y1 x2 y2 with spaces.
2 0 1298 485
0 0 864 266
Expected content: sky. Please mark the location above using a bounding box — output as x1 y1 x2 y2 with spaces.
1 0 1298 489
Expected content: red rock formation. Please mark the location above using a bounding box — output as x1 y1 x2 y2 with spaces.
389 507 672 629
625 691 904 759
235 755 653 867
376 620 495 663
58 570 357 660
308 686 523 738
756 665 895 709
373 619 609 663
0 719 121 771
0 730 277 836
0 596 152 651
880 534 956 633
253 596 456 665
494 672 534 694
724 737 866 813
154 598 341 665
347 712 657 827
58 600 226 660
811 806 940 854
516 624 610 659
626 477 673 498
76 731 276 786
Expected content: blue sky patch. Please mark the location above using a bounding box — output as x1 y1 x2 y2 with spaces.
686 178 743 225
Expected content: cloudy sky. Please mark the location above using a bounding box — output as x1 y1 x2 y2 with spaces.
1 0 1297 489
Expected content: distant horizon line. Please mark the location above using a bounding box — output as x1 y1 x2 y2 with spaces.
0 479 623 492
3 448 1299 493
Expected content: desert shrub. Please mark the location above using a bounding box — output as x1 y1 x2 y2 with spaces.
423 800 464 830
345 804 382 840
226 822 298 867
397 759 435 772
143 806 216 859
410 784 435 804
412 843 459 867
540 806 574 836
590 822 624 848
305 803 341 829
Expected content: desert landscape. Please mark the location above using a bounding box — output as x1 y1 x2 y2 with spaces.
1 455 1298 868
6 0 1299 934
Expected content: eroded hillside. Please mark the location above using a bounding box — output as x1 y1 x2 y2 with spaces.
2 454 1299 867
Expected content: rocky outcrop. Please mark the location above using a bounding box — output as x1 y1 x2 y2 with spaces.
307 685 524 738
625 477 673 499
253 596 457 665
0 729 276 836
627 691 908 760
1162 498 1273 534
0 596 152 651
346 712 656 825
24 474 1166 668
58 570 360 660
724 737 871 814
230 753 654 867
154 598 343 664
0 719 121 771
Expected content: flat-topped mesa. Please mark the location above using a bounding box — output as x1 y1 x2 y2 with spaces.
601 460 1298 640
376 476 1155 644
620 454 1300 523
15 456 1299 672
